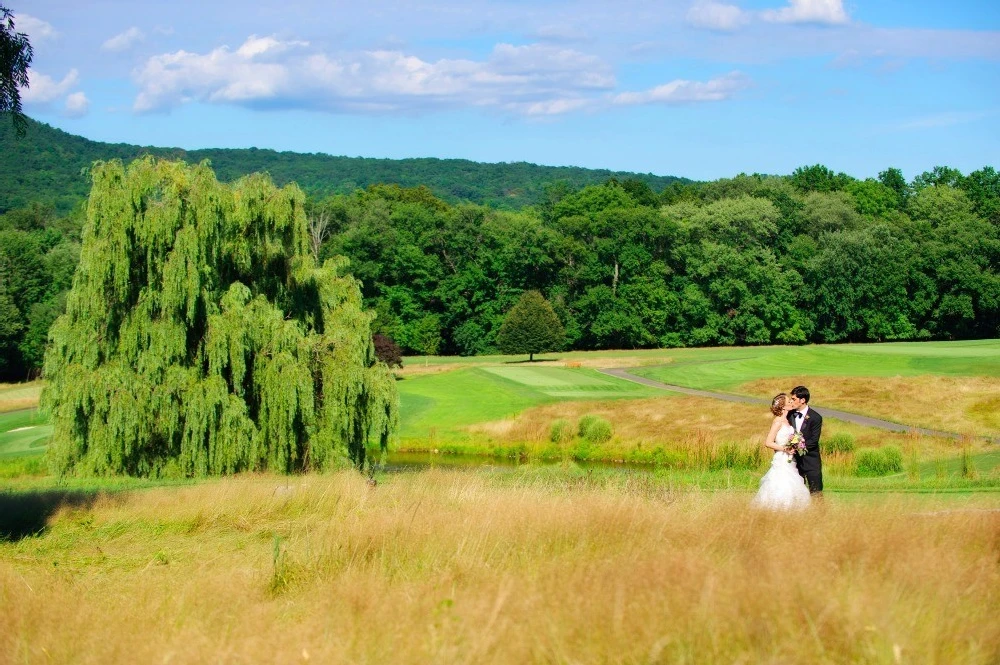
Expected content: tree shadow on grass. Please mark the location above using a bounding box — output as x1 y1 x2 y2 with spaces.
0 489 103 542
503 358 562 365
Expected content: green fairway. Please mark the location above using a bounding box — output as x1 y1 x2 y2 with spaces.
399 340 1000 440
398 365 661 440
0 410 51 459
629 339 1000 391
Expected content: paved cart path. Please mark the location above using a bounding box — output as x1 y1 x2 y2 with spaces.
598 367 996 443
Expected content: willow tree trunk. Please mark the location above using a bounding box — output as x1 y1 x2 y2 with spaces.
42 157 397 476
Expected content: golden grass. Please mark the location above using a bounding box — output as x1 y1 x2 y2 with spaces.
470 396 760 445
550 356 672 369
739 376 1000 438
394 363 467 379
394 355 666 378
463 396 970 462
0 381 42 414
1 471 997 664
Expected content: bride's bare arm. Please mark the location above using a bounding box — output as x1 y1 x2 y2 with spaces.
763 416 785 451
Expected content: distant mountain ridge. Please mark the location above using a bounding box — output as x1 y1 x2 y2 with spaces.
0 118 690 214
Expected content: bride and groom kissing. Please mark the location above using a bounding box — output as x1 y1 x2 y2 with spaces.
752 386 823 510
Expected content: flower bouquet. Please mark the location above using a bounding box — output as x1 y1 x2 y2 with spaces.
786 432 807 462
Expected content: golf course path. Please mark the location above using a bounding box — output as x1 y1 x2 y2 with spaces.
599 367 994 442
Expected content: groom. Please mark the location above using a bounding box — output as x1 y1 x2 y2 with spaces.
786 385 823 495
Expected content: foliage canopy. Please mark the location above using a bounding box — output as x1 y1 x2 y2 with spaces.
42 157 397 476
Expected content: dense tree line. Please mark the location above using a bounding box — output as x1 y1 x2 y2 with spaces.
0 201 80 378
0 153 996 378
0 118 687 214
317 164 998 355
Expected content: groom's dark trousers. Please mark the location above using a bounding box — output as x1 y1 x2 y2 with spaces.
788 408 823 493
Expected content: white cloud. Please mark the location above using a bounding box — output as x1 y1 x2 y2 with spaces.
235 35 308 58
102 27 146 52
15 14 57 41
761 0 849 25
508 98 595 116
613 71 750 105
21 69 79 103
132 36 615 116
20 69 88 117
64 92 90 117
686 2 748 32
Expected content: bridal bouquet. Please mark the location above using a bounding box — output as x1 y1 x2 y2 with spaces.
786 432 807 462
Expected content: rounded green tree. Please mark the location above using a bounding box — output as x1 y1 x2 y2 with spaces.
42 157 397 476
495 290 564 361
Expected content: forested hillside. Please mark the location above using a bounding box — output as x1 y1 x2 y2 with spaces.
0 118 687 214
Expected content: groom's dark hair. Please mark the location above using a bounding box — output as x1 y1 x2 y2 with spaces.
791 386 810 403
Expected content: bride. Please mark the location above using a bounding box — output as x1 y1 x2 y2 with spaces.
751 393 810 510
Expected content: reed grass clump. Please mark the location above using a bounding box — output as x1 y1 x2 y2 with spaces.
823 432 856 455
549 419 572 443
578 414 613 443
961 444 980 480
577 414 600 438
855 445 905 477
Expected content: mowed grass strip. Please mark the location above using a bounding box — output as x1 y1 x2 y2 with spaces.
1 471 997 664
632 339 1000 391
480 366 618 388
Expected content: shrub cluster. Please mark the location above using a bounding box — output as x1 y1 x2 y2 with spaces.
855 445 904 477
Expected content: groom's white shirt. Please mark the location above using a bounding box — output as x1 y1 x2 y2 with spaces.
792 406 809 433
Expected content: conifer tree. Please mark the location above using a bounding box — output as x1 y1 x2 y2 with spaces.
495 290 564 361
42 157 397 476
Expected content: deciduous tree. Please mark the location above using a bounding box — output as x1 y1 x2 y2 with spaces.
0 5 31 136
496 290 564 361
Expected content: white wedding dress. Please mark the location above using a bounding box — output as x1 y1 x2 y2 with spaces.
751 424 810 510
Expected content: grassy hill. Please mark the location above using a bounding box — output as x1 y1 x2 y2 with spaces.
0 118 689 214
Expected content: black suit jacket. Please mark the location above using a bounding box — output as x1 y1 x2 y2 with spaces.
788 407 823 473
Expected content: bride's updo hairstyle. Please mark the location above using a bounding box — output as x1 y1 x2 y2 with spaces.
770 393 787 416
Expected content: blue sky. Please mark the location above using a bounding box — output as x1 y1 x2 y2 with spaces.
12 0 1000 181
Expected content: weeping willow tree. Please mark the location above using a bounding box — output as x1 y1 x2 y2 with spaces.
41 157 397 476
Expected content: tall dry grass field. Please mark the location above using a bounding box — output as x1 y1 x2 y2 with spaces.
739 375 1000 438
0 381 43 414
2 471 998 664
468 396 766 446
463 396 976 466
